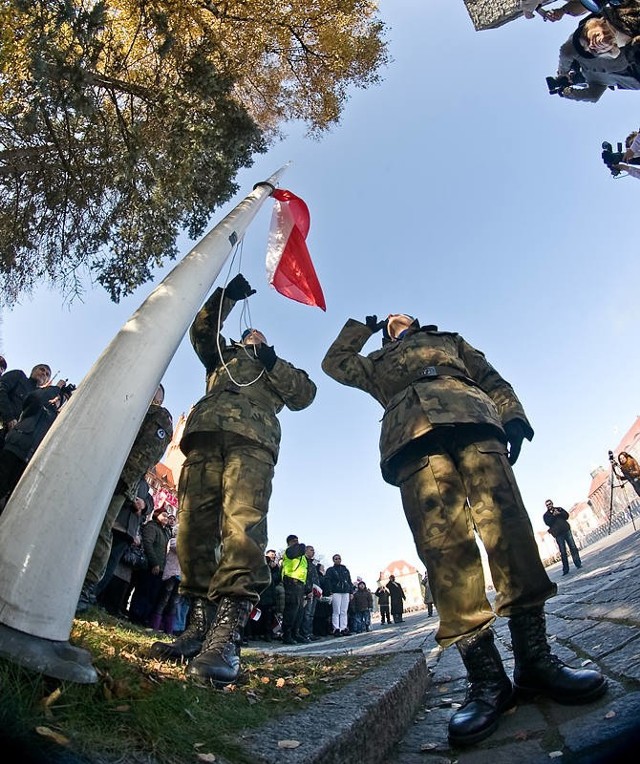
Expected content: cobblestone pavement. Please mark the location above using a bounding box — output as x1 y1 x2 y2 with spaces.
385 522 640 763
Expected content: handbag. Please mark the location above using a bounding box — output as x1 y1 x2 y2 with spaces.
123 544 148 570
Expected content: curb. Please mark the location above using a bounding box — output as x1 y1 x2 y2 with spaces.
238 650 430 764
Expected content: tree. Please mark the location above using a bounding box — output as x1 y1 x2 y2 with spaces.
0 1 387 304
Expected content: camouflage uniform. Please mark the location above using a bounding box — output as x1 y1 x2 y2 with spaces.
177 287 316 605
85 402 173 586
322 319 556 647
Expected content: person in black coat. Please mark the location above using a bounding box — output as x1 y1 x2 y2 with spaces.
0 383 69 510
387 575 406 623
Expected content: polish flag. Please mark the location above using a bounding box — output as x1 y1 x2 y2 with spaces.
266 189 326 311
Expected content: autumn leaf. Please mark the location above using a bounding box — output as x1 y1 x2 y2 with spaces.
260 676 270 684
35 727 70 746
276 678 286 688
196 754 216 762
277 740 301 749
296 687 311 697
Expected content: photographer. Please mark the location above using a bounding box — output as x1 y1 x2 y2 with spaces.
543 500 582 575
551 14 640 101
612 129 640 177
613 451 640 496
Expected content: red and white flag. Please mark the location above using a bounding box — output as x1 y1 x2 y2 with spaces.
266 189 326 311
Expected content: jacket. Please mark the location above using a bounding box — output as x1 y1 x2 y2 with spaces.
375 586 390 606
324 563 353 595
182 287 316 463
3 387 61 462
141 517 172 571
0 370 37 425
322 319 533 485
112 479 154 542
543 507 572 538
352 587 373 612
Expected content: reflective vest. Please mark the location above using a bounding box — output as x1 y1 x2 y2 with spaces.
282 553 308 583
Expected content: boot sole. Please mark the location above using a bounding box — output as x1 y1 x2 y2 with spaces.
515 677 608 705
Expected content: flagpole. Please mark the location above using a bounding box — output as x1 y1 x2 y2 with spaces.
0 164 289 683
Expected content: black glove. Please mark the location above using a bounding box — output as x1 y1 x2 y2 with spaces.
504 419 526 466
225 273 256 301
255 343 277 372
365 315 386 333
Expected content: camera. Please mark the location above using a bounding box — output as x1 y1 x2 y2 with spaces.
601 141 640 177
608 450 616 463
546 68 587 96
58 380 76 402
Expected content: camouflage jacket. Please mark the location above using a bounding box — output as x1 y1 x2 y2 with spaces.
120 403 173 499
322 319 533 483
182 287 316 462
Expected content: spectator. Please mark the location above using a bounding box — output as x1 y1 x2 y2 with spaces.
0 382 71 510
322 311 606 747
615 451 640 495
387 575 406 624
129 509 172 624
374 583 392 625
324 553 354 636
554 15 640 101
77 386 173 612
352 581 373 633
281 534 308 645
301 545 323 641
612 129 640 177
0 356 6 376
314 564 333 636
0 363 52 449
151 274 316 686
422 571 436 617
543 500 582 575
251 550 281 642
149 518 182 634
94 479 154 605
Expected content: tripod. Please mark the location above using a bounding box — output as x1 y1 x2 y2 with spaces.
607 457 638 535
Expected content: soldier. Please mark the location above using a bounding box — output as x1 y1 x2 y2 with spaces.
322 313 606 746
151 273 316 685
77 385 173 612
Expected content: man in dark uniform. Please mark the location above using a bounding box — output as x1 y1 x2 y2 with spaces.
77 385 173 612
152 274 316 685
543 499 582 575
322 313 606 746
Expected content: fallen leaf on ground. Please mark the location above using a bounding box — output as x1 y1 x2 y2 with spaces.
35 727 70 746
604 710 616 719
548 752 563 759
278 740 301 749
196 753 216 762
41 687 63 709
260 676 270 684
276 678 286 688
296 687 311 696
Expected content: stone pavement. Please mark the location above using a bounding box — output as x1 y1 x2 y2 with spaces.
240 521 640 763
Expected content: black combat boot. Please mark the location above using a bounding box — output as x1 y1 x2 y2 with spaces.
448 629 514 746
75 582 98 615
149 597 217 660
509 608 607 704
186 597 253 685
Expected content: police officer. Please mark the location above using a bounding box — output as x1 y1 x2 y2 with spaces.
322 313 606 746
153 274 316 685
77 385 173 612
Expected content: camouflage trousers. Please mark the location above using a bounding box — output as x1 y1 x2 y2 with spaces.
398 431 556 648
85 490 128 587
177 432 274 605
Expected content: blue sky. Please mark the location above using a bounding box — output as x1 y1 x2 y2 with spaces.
2 1 640 587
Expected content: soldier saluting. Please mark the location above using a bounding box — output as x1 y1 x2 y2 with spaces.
152 273 316 686
322 313 606 746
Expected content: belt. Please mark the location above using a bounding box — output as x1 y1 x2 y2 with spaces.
413 365 473 382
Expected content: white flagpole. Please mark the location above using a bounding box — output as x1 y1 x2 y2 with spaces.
0 165 288 682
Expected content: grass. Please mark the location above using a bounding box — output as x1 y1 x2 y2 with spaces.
0 611 386 763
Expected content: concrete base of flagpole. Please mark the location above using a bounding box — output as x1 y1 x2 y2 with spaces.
0 622 98 683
